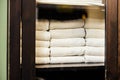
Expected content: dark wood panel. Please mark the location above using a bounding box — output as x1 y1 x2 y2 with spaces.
10 0 21 80
21 0 35 79
106 0 118 80
102 0 105 4
118 0 120 80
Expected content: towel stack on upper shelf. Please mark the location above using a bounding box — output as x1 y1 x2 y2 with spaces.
50 19 85 64
84 18 105 63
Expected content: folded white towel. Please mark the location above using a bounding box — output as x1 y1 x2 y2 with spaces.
85 46 105 56
20 47 50 57
36 57 50 64
85 19 105 29
20 40 50 47
36 40 50 47
50 19 84 29
50 28 85 39
50 38 85 47
20 31 50 40
36 31 50 41
36 20 49 31
86 29 105 38
20 57 50 64
85 56 105 63
86 38 105 47
36 47 50 57
50 56 85 64
50 47 85 57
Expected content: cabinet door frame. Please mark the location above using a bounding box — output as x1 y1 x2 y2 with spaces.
106 0 119 80
9 0 21 80
9 0 119 80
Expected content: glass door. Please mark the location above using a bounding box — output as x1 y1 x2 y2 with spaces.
35 0 105 67
8 0 120 80
35 0 105 80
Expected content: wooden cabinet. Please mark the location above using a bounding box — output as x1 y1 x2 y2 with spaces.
9 0 119 80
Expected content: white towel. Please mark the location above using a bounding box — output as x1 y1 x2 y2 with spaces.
50 47 85 57
36 20 49 31
50 19 84 29
20 57 50 64
20 31 50 40
86 38 105 47
20 40 50 47
36 40 50 47
36 57 50 64
85 46 105 56
85 19 105 29
50 28 85 39
85 56 105 63
20 47 50 57
50 56 85 64
50 38 85 47
86 29 105 38
36 31 50 41
36 47 50 57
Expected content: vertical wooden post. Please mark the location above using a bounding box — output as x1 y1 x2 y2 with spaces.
118 0 120 80
21 0 35 79
9 0 21 80
106 0 118 80
102 0 105 4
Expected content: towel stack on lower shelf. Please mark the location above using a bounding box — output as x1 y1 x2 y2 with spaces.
84 18 105 63
20 18 105 64
35 20 50 64
49 19 85 64
20 20 51 64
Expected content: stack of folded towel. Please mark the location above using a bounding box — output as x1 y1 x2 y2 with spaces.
49 19 85 64
35 20 50 64
20 20 51 64
84 18 105 63
20 18 105 64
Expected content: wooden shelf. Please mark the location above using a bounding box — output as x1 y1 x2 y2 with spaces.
36 0 104 7
36 63 104 70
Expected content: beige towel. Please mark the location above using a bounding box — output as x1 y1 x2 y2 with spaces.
36 31 50 41
36 47 50 57
50 38 85 47
20 40 50 47
20 31 50 40
20 57 50 64
85 19 105 29
50 47 85 57
50 28 85 39
36 20 49 31
50 56 85 64
85 46 105 56
85 56 105 63
86 38 105 47
20 47 50 57
50 19 84 29
36 40 50 47
36 57 50 64
86 29 105 38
